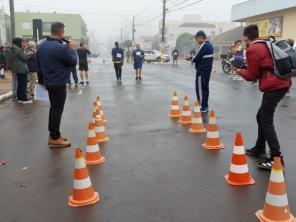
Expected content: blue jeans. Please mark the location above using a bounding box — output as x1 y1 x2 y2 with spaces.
11 72 18 101
68 67 78 84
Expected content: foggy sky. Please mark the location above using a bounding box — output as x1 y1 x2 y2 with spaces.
1 0 245 48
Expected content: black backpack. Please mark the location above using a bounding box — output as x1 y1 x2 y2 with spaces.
256 37 296 79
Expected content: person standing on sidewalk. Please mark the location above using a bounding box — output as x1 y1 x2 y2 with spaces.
77 43 91 85
9 38 32 104
26 41 38 99
111 42 124 81
132 44 145 80
0 46 6 79
37 22 77 148
236 25 291 170
187 31 214 113
172 48 179 66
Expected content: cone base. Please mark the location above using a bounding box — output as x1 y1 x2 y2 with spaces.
224 174 255 186
85 156 106 165
202 143 224 150
97 137 110 143
68 192 99 207
189 128 207 133
256 210 296 222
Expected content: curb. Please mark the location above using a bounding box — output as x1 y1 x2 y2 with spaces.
0 91 12 103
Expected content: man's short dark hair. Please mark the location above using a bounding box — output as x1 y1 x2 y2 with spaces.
12 37 23 48
51 22 65 34
115 41 119 47
80 42 85 47
243 25 259 41
195 30 206 39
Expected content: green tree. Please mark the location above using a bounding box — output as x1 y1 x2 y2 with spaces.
176 32 195 56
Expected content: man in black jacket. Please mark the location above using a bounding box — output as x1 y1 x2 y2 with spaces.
37 22 77 148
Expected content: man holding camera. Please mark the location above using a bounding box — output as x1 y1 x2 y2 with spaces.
37 22 77 148
237 25 291 170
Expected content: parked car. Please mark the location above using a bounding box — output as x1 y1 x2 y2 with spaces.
144 50 170 63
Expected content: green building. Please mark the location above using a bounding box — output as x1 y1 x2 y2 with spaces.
15 11 88 42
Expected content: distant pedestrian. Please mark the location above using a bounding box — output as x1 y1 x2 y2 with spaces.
188 30 214 113
0 46 6 79
132 44 145 80
26 41 38 98
67 65 79 87
111 41 124 81
237 25 291 170
77 42 91 85
9 38 32 104
172 48 179 66
126 48 131 63
37 22 77 148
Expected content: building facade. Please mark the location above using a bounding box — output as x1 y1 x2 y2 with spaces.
232 0 296 40
159 15 235 50
15 11 88 43
0 7 11 44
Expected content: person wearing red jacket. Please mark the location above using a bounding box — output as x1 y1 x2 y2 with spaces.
236 25 291 170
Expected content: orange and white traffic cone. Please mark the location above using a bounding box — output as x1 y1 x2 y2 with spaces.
85 122 105 165
189 101 206 133
169 91 181 118
68 148 100 207
202 110 224 150
256 157 295 222
225 133 255 186
95 96 102 110
94 111 109 143
179 96 192 125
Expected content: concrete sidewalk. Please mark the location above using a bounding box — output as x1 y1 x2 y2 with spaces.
0 72 12 102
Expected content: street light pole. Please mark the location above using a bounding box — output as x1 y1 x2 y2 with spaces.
161 0 167 43
132 16 135 43
9 0 15 38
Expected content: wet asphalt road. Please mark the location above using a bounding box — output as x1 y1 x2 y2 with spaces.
0 60 296 222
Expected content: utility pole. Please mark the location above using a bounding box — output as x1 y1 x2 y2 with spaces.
9 0 15 38
161 0 167 43
120 27 123 44
132 16 135 43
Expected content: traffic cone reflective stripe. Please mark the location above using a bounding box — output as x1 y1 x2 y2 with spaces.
85 123 105 165
188 102 206 133
225 133 255 185
68 148 99 207
179 96 192 125
169 91 181 118
202 111 224 150
256 157 295 222
95 112 109 143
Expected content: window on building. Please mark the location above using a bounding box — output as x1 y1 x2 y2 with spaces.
22 22 32 30
43 22 52 32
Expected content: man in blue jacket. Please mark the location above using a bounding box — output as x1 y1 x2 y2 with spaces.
111 42 124 81
37 22 77 148
190 31 214 113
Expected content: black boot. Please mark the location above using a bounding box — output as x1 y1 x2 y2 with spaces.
245 146 267 158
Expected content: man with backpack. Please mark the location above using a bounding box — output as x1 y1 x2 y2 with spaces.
236 25 292 170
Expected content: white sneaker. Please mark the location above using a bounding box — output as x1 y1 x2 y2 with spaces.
22 100 33 104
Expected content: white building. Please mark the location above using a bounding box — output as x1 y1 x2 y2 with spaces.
160 15 236 50
0 7 10 44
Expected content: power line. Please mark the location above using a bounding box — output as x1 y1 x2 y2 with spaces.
168 0 192 8
168 0 203 12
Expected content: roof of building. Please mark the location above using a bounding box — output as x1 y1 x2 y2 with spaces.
179 22 216 28
211 26 244 44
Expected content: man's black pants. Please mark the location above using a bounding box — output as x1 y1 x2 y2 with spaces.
47 85 67 139
114 63 122 80
16 73 28 101
255 88 288 157
195 72 211 110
